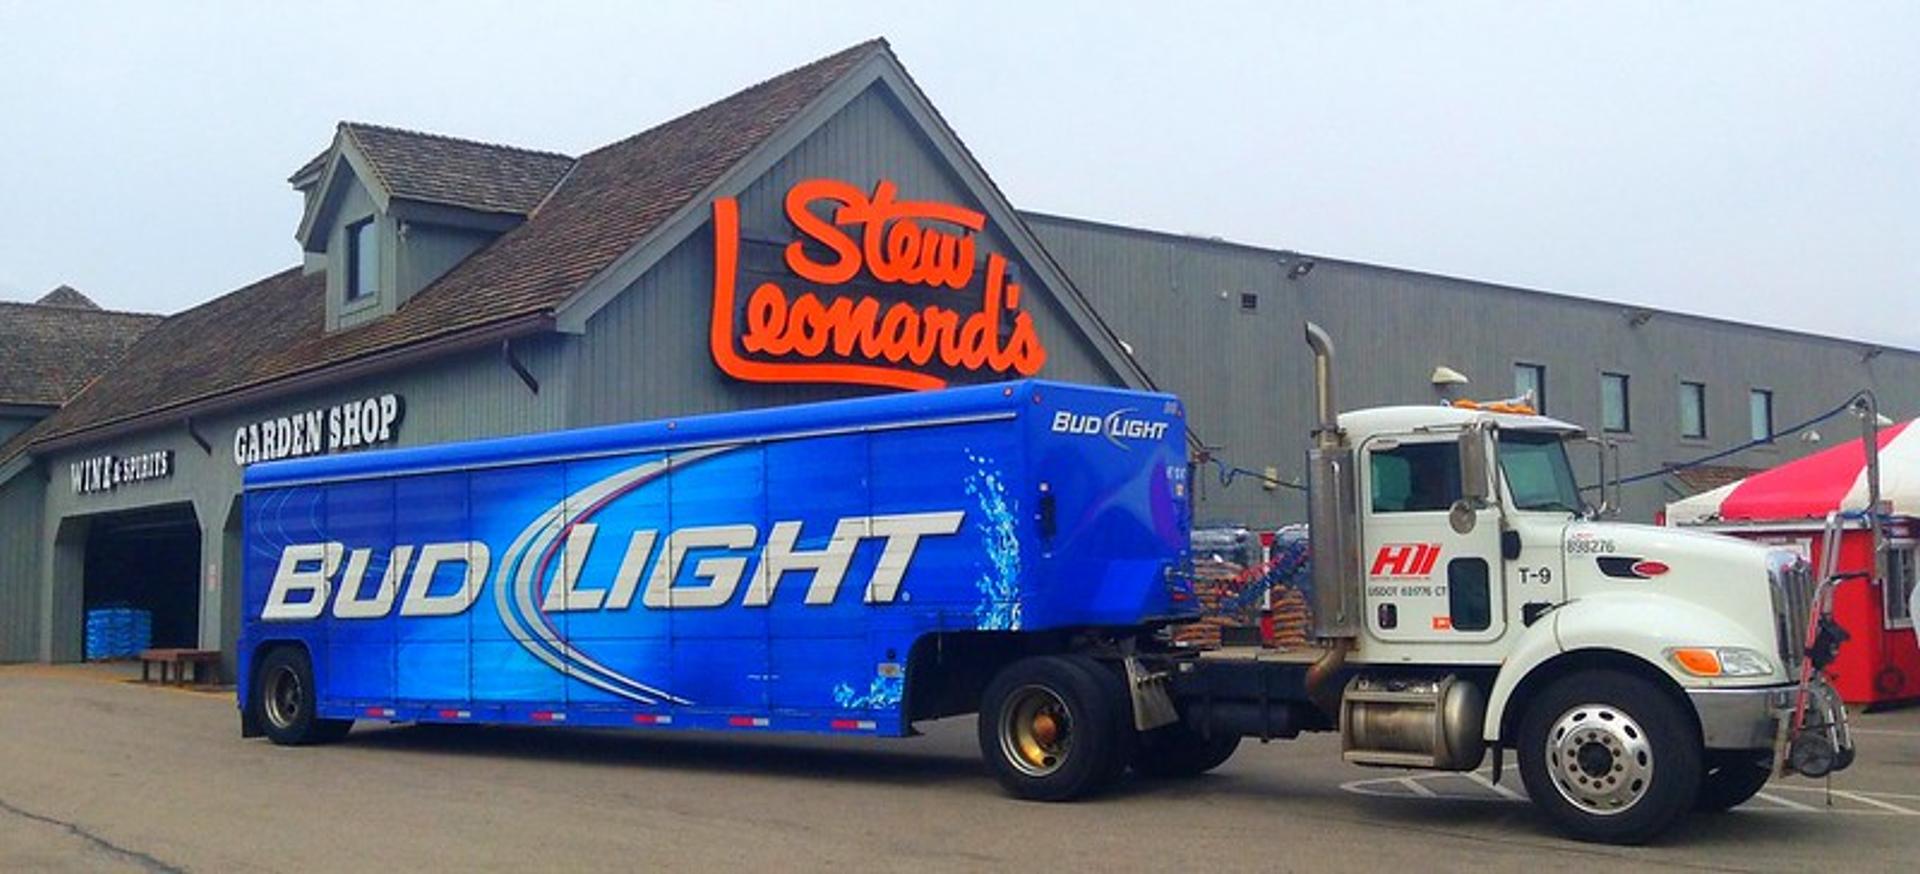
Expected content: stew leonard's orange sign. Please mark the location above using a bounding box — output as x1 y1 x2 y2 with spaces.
710 178 1047 391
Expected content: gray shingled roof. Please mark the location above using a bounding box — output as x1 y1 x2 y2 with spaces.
6 39 887 458
341 122 577 215
0 289 161 407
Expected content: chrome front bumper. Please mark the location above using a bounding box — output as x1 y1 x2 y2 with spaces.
1688 684 1795 750
1688 676 1855 775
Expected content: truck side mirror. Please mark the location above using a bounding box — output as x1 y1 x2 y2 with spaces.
1458 429 1491 506
1450 429 1492 534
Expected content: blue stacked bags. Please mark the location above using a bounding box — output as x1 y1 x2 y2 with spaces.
84 606 153 660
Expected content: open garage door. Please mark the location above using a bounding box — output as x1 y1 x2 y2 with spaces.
81 504 201 653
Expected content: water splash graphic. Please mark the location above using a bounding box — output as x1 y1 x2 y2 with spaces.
833 674 904 710
965 450 1022 631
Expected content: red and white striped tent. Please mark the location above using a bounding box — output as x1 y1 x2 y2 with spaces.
1667 421 1917 525
1666 421 1920 706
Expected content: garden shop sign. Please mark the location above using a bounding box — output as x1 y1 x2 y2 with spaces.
710 178 1048 391
232 394 405 466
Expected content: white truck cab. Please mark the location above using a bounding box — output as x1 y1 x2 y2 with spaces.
1300 323 1852 843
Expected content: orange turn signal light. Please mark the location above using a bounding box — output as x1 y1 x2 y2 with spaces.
1668 648 1722 677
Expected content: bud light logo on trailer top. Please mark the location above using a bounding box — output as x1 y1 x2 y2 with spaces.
1048 408 1170 450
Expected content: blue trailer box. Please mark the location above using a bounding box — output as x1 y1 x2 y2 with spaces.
239 380 1193 737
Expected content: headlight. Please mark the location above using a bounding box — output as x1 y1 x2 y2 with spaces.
1667 647 1775 678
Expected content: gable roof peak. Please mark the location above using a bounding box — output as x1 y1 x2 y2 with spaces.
579 38 891 163
35 285 98 309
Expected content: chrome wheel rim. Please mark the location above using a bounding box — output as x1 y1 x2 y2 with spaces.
1546 703 1654 816
999 685 1072 778
264 665 303 730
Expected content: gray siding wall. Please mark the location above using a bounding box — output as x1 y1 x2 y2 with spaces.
396 222 494 305
0 471 45 662
567 83 1126 427
1028 215 1920 526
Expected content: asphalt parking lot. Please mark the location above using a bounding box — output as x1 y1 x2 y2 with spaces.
2 664 1916 873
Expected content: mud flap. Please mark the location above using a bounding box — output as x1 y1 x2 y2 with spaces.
1126 656 1179 731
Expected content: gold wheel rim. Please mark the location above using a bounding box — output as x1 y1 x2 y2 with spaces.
1000 685 1072 778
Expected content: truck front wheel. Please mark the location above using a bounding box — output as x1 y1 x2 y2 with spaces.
1516 670 1702 844
1695 752 1773 812
978 655 1127 801
251 647 353 746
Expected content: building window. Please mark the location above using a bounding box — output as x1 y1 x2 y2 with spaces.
347 218 378 302
1239 292 1259 313
1680 381 1707 439
1601 372 1631 433
1369 442 1462 513
1887 545 1915 629
1750 389 1774 442
1514 363 1546 412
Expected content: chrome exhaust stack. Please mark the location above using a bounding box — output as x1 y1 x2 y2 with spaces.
1303 322 1360 641
1303 323 1361 714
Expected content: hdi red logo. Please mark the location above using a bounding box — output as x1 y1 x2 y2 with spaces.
1371 543 1442 577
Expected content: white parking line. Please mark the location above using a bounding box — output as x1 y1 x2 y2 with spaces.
1828 790 1920 815
1768 784 1920 802
1753 791 1817 811
1398 776 1436 797
1340 770 1920 816
1466 771 1524 800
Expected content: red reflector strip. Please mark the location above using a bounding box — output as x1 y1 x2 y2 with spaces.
531 711 566 723
829 719 877 731
728 716 770 728
437 709 471 720
632 714 673 725
364 707 396 718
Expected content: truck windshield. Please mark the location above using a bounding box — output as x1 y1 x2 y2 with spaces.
1499 431 1583 514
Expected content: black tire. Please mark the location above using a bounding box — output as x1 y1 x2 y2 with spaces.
1133 721 1241 779
1696 752 1773 812
1515 670 1702 845
251 647 353 746
978 655 1128 801
1063 655 1140 791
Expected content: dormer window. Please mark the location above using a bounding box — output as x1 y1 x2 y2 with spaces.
347 218 378 302
295 122 574 332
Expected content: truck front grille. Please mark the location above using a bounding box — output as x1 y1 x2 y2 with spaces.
1768 552 1815 671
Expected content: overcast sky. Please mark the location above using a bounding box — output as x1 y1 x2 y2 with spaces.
2 2 1914 347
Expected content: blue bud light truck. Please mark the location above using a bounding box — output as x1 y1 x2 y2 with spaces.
242 328 1855 846
240 381 1196 794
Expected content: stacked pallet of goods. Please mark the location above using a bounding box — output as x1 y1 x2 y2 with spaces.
1174 527 1262 649
1173 526 1316 650
1263 527 1314 650
84 606 152 661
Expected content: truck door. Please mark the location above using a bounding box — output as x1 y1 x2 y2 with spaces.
1359 433 1507 645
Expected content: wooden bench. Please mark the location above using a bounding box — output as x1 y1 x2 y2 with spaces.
138 649 222 685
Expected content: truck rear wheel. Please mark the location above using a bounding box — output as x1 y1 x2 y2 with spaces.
1516 670 1701 844
1695 752 1772 812
978 655 1127 801
252 647 353 746
1132 722 1240 779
